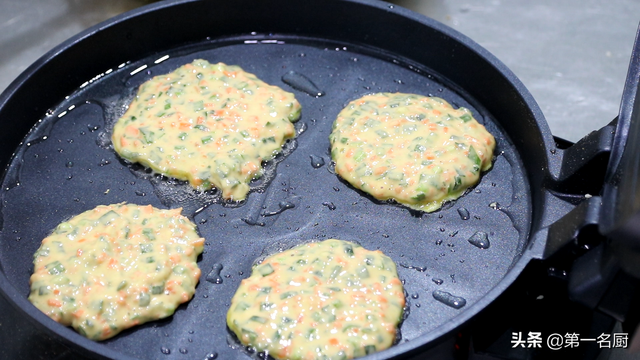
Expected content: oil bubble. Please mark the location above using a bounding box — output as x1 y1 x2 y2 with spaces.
206 263 224 284
468 231 490 249
432 290 466 309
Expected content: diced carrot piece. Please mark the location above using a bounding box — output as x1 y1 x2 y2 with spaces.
48 299 63 307
345 163 355 172
346 148 355 158
191 238 205 247
126 126 139 136
373 166 387 176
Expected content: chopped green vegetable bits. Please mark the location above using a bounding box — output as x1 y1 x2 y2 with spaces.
227 239 405 359
28 203 204 341
112 59 302 201
330 93 496 212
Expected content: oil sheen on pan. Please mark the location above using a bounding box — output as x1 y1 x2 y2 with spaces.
227 239 405 360
112 59 302 201
330 93 495 212
0 34 528 359
28 203 205 340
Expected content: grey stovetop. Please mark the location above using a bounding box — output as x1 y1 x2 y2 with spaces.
2 0 639 142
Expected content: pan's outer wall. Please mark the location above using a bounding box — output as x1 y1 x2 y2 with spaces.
0 0 552 359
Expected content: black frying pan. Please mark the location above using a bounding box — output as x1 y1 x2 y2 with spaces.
0 0 563 359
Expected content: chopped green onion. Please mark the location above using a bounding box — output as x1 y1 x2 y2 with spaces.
375 130 389 138
235 302 251 311
468 145 481 171
249 316 267 324
142 228 155 241
280 291 297 300
99 210 119 225
343 244 354 257
173 265 187 274
139 127 155 144
354 150 367 162
258 263 274 276
140 243 153 253
365 345 377 354
139 292 150 306
117 281 128 291
46 261 65 275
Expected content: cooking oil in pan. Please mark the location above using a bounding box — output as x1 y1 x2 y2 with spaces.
432 290 467 309
205 263 224 284
309 154 325 168
457 207 470 220
0 37 534 358
282 70 325 97
468 231 491 249
262 200 296 216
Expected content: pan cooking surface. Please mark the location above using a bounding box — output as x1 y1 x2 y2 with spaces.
0 36 530 359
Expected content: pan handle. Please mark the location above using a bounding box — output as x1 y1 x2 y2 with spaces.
546 120 616 197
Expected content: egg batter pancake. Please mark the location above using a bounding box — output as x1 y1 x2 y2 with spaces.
227 239 405 360
330 93 495 212
28 203 205 340
112 59 301 201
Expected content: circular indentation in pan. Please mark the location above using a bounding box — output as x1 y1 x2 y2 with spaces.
0 36 531 360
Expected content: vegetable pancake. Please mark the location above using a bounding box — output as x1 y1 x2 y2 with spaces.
330 93 495 212
28 203 204 340
112 59 301 201
227 239 405 360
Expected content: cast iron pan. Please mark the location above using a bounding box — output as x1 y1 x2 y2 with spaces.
0 0 561 359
